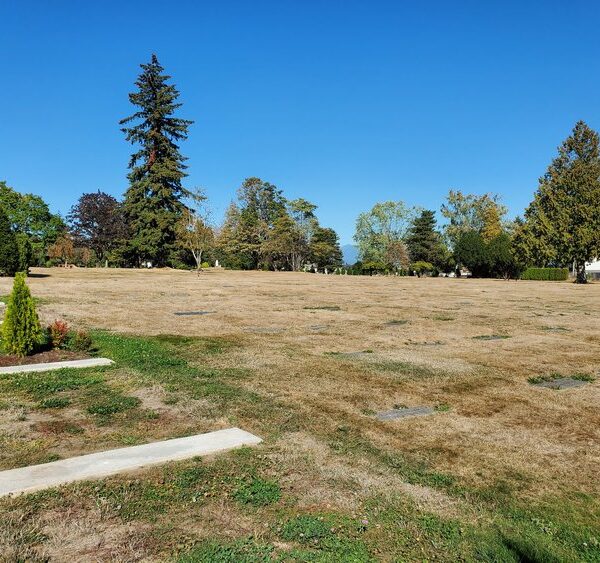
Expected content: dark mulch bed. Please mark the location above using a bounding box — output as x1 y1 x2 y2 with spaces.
0 349 90 367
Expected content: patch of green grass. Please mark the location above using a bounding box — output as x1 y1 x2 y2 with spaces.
1 369 104 400
178 539 274 562
232 477 281 507
38 397 71 409
434 403 451 412
303 305 341 311
86 395 141 416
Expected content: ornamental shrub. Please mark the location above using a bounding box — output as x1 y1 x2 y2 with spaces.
48 320 70 349
2 272 42 356
521 268 569 281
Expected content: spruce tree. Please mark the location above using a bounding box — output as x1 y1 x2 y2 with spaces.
2 272 41 356
405 210 446 267
0 207 17 276
120 54 193 267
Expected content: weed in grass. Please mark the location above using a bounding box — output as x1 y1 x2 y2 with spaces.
86 395 141 416
38 397 71 409
232 477 281 507
435 403 451 412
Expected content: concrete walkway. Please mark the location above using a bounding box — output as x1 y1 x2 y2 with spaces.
0 428 262 497
0 357 114 375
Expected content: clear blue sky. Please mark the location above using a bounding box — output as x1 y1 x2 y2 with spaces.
2 1 600 244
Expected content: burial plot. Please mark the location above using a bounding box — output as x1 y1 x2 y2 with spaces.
376 406 435 421
531 377 588 390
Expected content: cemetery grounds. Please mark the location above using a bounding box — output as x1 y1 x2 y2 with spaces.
0 268 599 561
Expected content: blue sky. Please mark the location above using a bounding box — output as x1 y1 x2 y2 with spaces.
2 1 600 244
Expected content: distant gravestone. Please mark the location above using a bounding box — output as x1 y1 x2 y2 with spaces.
532 377 587 390
376 406 435 421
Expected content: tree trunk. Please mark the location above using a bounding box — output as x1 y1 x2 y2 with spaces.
575 262 587 284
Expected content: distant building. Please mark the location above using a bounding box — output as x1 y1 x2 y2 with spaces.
586 258 600 280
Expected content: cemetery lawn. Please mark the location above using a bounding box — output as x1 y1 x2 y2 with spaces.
1 268 599 561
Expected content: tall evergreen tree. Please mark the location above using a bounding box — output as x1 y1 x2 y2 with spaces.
0 206 18 276
405 210 446 267
120 54 193 267
519 121 600 283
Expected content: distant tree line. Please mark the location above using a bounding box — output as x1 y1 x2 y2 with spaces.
1 56 599 282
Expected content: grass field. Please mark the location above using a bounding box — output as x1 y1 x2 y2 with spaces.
1 268 599 561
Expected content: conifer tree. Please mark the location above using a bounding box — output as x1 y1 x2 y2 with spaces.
0 207 17 276
405 210 446 267
520 121 600 283
2 272 41 356
120 55 193 267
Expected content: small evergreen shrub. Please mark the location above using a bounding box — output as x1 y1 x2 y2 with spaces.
521 268 569 281
1 273 42 356
48 320 70 349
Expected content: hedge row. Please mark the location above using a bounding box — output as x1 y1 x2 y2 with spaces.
520 267 569 281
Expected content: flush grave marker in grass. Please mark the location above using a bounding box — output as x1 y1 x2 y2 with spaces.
0 427 262 497
376 406 435 421
472 334 510 341
173 311 216 316
529 375 592 390
0 357 113 375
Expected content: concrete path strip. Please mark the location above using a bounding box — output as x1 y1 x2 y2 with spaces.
0 428 262 497
0 357 114 375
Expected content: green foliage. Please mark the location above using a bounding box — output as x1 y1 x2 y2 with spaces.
0 181 65 265
454 230 521 278
521 267 569 281
15 233 33 273
69 329 93 351
38 397 71 409
354 200 418 264
120 55 193 267
441 190 508 249
406 209 448 269
0 206 18 276
232 477 281 506
309 226 343 271
1 272 42 356
2 369 103 399
517 121 600 283
411 260 434 276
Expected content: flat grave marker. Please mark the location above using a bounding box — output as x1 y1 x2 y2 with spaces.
376 406 435 421
531 377 588 390
174 311 216 316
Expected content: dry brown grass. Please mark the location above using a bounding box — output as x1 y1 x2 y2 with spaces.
1 267 599 559
5 267 597 494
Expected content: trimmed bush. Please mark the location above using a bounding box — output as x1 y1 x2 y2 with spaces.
521 268 569 281
1 272 42 356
